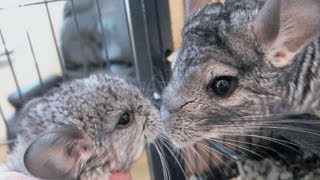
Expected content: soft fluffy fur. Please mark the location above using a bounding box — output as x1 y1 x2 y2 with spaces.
161 0 320 177
3 73 162 180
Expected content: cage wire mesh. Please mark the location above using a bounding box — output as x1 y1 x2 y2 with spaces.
0 0 178 179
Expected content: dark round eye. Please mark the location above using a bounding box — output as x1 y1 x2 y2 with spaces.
209 76 238 97
117 112 132 128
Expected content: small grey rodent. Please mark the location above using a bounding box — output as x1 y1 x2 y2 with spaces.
161 0 320 155
60 0 132 70
2 73 162 179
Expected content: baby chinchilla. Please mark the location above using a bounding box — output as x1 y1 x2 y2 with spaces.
1 73 163 180
161 0 320 162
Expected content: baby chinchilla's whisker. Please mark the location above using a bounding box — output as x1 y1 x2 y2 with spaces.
154 140 171 180
160 139 179 180
153 140 169 180
159 139 187 179
157 133 171 142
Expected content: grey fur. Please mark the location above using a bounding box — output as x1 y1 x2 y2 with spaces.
2 73 162 180
161 0 320 153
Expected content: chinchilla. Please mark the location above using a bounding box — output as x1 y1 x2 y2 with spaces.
161 0 320 178
1 73 163 180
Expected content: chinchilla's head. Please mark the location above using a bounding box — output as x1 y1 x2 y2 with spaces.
161 0 320 148
13 74 163 180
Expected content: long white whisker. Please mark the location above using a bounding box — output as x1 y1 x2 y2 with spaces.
214 139 264 159
188 144 214 178
154 140 171 180
159 139 188 179
198 143 236 176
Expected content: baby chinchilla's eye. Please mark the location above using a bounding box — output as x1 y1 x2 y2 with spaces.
208 76 238 97
117 112 133 128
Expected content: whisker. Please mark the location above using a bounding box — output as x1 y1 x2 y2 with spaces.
259 119 320 124
198 143 237 177
159 139 188 179
257 124 320 137
206 139 240 161
188 143 215 178
230 133 301 154
212 137 292 164
212 131 300 152
213 139 264 159
201 142 238 163
154 140 171 180
181 147 197 177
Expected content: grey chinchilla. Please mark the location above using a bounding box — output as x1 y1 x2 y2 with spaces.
161 0 320 177
1 73 163 180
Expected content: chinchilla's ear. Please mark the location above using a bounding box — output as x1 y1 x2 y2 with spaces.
253 0 320 67
21 97 47 113
23 127 93 179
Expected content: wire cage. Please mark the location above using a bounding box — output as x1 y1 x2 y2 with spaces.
0 0 184 179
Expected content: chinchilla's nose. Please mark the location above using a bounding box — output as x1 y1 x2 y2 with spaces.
161 93 184 114
160 93 181 124
160 105 170 122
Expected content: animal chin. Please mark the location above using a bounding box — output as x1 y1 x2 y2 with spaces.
109 170 130 180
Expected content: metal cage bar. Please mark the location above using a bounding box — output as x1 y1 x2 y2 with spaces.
44 0 65 74
0 104 6 122
69 0 89 74
124 0 182 179
124 0 154 83
94 0 110 71
26 31 44 88
0 29 23 101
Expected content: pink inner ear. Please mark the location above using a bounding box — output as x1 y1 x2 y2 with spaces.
69 141 93 162
254 0 320 67
253 0 280 50
24 128 93 179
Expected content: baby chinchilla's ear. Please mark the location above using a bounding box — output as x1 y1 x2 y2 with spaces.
253 0 320 68
23 127 93 179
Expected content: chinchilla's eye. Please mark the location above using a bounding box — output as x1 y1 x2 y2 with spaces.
117 112 133 128
209 76 238 97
